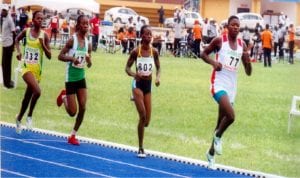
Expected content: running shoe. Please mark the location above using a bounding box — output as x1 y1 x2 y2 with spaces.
16 119 22 134
68 135 80 145
213 134 222 155
26 116 32 130
206 151 216 170
137 148 146 158
56 89 66 107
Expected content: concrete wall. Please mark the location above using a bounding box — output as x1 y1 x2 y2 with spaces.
261 0 298 24
229 0 252 15
200 0 229 23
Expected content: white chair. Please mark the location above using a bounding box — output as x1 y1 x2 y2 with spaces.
288 96 300 133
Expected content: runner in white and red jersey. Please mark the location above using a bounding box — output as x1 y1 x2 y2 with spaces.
200 15 252 170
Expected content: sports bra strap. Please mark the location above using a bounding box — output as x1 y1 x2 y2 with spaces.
138 45 153 57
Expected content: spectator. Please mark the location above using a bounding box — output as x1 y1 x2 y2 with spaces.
288 24 295 64
242 25 250 47
207 18 217 44
179 6 186 27
90 13 100 52
152 33 162 55
279 12 287 26
126 17 135 30
272 26 279 58
65 9 71 21
117 27 127 54
157 6 164 27
173 7 179 22
126 26 136 53
165 30 173 51
193 20 202 57
255 22 263 32
18 8 28 31
173 18 184 57
261 24 273 67
136 16 142 38
278 23 286 60
251 29 262 62
202 18 209 44
1 5 16 88
9 5 17 25
221 23 228 35
26 6 33 26
49 11 59 46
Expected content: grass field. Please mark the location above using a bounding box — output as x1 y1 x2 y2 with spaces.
1 47 300 177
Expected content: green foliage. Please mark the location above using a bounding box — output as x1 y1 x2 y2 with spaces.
1 48 300 177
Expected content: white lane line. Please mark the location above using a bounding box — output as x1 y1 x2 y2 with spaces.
1 168 34 178
1 136 189 178
1 150 113 177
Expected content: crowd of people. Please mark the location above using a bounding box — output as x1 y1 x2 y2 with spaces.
0 4 298 171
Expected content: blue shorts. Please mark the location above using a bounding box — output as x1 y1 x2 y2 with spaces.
213 90 227 103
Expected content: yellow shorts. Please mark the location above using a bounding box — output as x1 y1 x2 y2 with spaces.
22 64 42 82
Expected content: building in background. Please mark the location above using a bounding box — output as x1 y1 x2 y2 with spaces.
2 0 299 26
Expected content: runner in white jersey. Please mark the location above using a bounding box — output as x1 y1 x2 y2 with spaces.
200 15 252 170
125 25 161 158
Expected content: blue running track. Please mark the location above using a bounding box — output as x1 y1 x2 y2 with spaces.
1 124 254 177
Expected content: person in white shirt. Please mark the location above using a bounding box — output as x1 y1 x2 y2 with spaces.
272 26 280 58
202 18 209 44
173 18 184 57
242 25 251 47
136 16 143 38
1 5 16 88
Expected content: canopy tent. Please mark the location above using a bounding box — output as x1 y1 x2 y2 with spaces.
12 0 99 13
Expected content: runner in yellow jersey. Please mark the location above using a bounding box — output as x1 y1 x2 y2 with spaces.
15 11 51 134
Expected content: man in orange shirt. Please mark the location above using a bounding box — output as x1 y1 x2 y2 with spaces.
288 24 295 64
193 20 202 58
261 24 272 67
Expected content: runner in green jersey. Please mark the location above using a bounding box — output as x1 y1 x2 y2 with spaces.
56 15 92 145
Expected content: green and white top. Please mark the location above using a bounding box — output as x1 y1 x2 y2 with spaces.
65 33 89 82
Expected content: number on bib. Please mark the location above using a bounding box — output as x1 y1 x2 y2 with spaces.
24 47 40 64
72 51 86 68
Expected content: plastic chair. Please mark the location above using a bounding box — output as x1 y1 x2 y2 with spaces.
288 96 300 133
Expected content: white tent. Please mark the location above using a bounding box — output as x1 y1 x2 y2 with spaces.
13 0 99 13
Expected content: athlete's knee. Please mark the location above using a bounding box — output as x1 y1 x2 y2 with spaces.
33 88 41 98
144 121 150 127
227 112 235 124
67 108 77 117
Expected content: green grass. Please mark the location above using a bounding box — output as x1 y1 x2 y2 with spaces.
1 47 300 177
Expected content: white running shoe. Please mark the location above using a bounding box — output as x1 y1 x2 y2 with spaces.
16 119 22 134
26 116 32 130
137 148 146 158
213 134 222 155
206 151 216 170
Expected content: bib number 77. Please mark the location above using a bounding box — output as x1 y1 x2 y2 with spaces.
229 56 239 67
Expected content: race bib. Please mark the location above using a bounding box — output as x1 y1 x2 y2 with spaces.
24 47 40 64
72 51 86 69
137 57 154 76
223 51 241 71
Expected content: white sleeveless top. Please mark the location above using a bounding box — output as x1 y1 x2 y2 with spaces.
210 34 243 103
136 46 155 76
